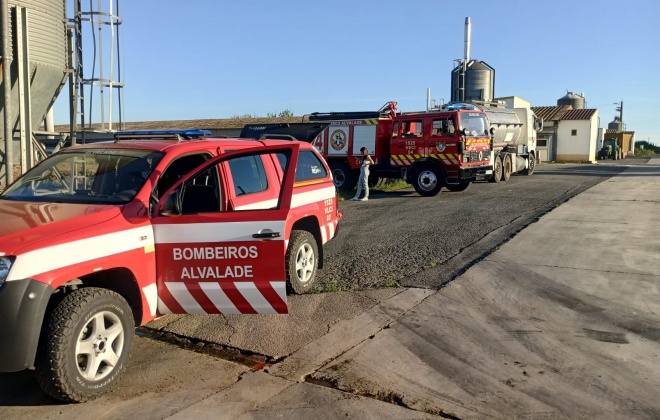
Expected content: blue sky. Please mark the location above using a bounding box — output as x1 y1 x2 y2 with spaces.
55 0 660 143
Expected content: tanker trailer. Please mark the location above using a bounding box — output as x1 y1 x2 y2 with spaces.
472 101 542 182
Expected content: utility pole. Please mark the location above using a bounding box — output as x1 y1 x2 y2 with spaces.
614 100 623 128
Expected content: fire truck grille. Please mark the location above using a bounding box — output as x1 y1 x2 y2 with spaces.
463 150 490 163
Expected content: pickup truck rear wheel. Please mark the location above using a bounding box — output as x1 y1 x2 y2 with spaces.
286 230 319 294
35 288 134 403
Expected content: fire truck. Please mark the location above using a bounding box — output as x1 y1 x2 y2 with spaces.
242 101 493 196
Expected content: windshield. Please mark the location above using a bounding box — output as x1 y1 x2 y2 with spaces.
1 149 164 204
459 112 489 137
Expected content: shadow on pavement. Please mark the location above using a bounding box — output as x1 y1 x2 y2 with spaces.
0 371 59 407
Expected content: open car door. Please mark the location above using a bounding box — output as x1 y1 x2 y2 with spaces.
151 143 300 315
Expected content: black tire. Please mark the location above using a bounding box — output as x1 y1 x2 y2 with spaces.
446 182 471 192
489 155 503 183
411 161 444 197
35 288 134 403
522 153 535 175
286 230 319 294
330 162 357 192
502 154 512 181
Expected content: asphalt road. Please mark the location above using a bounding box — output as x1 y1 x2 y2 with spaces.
317 161 632 292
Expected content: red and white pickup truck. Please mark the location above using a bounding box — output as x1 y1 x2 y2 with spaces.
0 129 342 402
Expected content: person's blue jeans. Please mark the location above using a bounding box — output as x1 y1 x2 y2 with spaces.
354 167 369 199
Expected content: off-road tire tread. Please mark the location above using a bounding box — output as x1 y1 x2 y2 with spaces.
35 288 134 403
286 230 319 294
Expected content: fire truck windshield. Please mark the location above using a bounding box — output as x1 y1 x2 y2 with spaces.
1 149 164 204
459 112 489 137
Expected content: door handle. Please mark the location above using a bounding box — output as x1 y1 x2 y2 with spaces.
252 229 281 239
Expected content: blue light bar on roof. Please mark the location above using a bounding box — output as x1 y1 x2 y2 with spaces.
444 103 475 111
113 129 211 139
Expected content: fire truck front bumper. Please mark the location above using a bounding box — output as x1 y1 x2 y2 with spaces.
0 279 54 372
459 165 493 182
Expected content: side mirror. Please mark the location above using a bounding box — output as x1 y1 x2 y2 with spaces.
462 127 470 137
457 141 465 155
489 127 496 136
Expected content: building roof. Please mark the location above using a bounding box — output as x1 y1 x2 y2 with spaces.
531 105 572 121
559 109 597 121
54 116 305 133
605 129 635 134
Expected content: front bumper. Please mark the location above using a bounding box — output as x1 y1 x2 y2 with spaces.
459 165 493 181
0 279 54 372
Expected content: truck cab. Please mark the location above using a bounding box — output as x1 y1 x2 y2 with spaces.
0 129 342 402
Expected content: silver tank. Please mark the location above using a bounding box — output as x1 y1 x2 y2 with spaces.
451 60 495 102
472 102 528 147
557 92 585 109
608 117 623 131
1 0 67 181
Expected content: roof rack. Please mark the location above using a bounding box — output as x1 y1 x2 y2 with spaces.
113 129 211 142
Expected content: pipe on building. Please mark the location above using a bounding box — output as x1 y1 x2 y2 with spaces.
1 0 13 186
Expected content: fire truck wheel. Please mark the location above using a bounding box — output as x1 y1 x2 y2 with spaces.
330 162 357 192
522 153 535 175
502 155 512 181
35 288 135 403
489 155 503 183
286 230 319 294
412 161 444 197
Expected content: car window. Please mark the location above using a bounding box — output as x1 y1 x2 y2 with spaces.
227 155 268 196
156 153 212 198
295 150 327 182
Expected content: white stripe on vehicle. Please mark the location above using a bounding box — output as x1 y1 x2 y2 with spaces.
271 281 286 302
7 226 155 282
320 225 328 244
291 186 335 208
153 220 286 244
328 222 335 240
142 283 158 316
158 297 172 314
199 282 241 314
235 199 279 211
235 281 279 314
165 282 205 314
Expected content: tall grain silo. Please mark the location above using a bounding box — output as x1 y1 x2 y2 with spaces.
1 0 68 188
450 17 495 103
557 92 585 109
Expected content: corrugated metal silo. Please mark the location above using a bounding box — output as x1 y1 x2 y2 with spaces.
451 60 495 102
557 92 585 109
1 0 68 187
608 116 623 131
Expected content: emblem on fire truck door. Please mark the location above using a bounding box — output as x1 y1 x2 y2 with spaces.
435 142 446 152
330 129 347 151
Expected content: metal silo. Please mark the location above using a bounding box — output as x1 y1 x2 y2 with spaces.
608 116 623 131
450 18 495 103
557 92 585 109
451 60 495 102
1 0 68 188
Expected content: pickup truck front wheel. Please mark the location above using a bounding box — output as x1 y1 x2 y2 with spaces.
286 230 319 294
35 288 135 402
